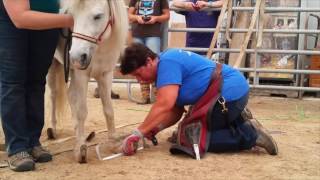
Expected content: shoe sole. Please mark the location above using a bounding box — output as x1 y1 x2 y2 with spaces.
34 154 52 163
9 161 35 172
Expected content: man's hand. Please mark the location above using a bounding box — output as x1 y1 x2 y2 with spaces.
122 129 143 156
136 15 146 24
195 1 209 9
144 126 163 145
144 127 160 141
144 16 157 24
183 2 198 11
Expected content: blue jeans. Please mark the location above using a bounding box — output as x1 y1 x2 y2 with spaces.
0 3 59 156
133 37 161 54
208 93 257 152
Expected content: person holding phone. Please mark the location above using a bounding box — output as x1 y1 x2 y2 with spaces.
128 0 170 104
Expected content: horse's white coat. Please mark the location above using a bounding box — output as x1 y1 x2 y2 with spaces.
47 0 128 163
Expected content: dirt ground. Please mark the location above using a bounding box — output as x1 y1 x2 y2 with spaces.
0 83 319 180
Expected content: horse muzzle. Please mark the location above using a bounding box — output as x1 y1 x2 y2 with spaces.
70 53 92 70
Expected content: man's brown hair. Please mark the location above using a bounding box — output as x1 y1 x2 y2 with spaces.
120 43 157 75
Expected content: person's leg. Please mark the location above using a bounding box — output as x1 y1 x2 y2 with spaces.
0 14 29 157
145 37 161 54
0 2 36 172
145 37 160 102
208 93 257 152
132 37 144 44
27 29 59 150
132 37 152 104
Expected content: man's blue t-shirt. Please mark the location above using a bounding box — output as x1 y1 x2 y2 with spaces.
179 0 220 49
156 49 249 106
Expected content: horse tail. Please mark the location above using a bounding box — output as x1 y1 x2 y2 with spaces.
54 59 68 125
47 58 68 130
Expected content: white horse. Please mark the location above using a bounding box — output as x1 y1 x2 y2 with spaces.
47 0 128 163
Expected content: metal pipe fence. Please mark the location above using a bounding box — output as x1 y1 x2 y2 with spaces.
165 2 320 96
113 2 320 100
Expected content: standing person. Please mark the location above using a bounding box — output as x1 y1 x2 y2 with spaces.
172 0 224 55
0 0 73 172
128 0 170 104
120 43 278 156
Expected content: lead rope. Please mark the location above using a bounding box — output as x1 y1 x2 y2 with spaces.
60 29 72 83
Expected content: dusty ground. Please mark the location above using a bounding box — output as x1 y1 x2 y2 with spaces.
0 83 319 180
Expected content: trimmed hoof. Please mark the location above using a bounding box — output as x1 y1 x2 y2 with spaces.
111 91 120 99
93 87 99 98
76 144 87 163
0 144 5 151
47 128 57 140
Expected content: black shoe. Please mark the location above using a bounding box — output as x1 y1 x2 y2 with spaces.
8 151 35 172
31 146 52 163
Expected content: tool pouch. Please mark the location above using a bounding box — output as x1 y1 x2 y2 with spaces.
170 64 223 159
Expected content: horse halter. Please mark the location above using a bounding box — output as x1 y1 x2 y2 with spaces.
71 17 114 44
71 0 114 44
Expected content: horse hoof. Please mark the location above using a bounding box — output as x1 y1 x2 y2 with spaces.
86 131 95 142
78 144 87 163
93 87 100 98
47 128 56 140
0 144 5 151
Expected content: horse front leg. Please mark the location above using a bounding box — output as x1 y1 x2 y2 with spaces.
68 73 89 163
97 71 115 139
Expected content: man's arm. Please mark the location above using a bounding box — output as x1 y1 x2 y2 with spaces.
138 85 184 135
196 0 224 9
121 84 184 155
128 6 145 24
3 0 73 30
172 0 196 11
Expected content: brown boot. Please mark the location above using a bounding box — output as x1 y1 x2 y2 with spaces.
138 83 151 104
249 119 278 155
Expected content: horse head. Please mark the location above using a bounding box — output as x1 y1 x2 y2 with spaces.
63 0 114 70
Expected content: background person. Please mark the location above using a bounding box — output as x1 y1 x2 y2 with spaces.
0 0 73 172
128 0 170 104
172 0 224 55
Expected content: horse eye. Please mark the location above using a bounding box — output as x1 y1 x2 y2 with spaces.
93 14 103 20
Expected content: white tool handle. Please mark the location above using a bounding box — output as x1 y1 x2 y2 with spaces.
193 144 201 160
96 144 143 161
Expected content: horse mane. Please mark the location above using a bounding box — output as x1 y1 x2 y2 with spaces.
108 0 129 46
